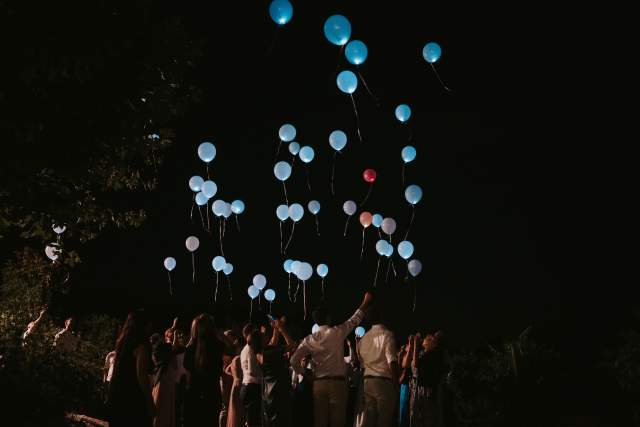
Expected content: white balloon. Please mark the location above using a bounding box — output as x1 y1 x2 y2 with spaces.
253 274 267 290
222 203 232 219
185 236 200 252
343 200 357 216
297 262 313 281
52 224 66 234
45 243 61 261
381 218 397 235
408 259 423 277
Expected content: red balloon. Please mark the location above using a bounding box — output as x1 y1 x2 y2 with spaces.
363 168 377 183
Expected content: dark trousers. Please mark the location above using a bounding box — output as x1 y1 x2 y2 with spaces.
240 383 261 427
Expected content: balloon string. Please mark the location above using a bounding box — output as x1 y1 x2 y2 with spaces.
401 163 406 187
373 257 381 287
413 281 417 312
206 164 210 180
350 94 363 142
288 273 292 303
330 151 338 195
250 299 253 322
315 216 320 236
269 302 272 315
215 272 219 302
360 228 366 260
404 261 410 282
404 205 416 240
303 280 307 320
284 221 296 253
168 271 172 296
219 218 225 256
359 184 373 207
198 206 205 230
321 278 325 300
377 228 382 239
191 253 195 285
391 258 397 277
294 279 300 303
430 63 452 93
282 182 289 205
223 217 227 239
343 215 352 237
356 69 379 105
279 221 284 255
275 139 282 162
206 200 211 233
385 257 392 283
235 215 241 232
305 165 312 193
190 195 195 224
227 275 232 301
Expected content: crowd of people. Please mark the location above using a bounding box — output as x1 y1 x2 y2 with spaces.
103 292 453 427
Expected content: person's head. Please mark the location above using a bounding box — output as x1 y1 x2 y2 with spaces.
188 314 216 372
64 317 74 330
422 334 436 352
115 309 152 360
164 328 174 344
312 306 330 326
174 329 187 347
243 323 263 353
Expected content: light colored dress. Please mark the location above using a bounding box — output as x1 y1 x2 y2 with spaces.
225 356 245 427
152 354 180 427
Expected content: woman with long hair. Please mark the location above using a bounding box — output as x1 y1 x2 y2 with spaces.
183 314 224 427
107 309 155 427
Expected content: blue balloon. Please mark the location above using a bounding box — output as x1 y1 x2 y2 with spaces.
269 0 293 25
163 257 176 271
189 175 204 192
355 326 365 338
288 203 304 222
324 15 351 46
372 214 383 228
248 285 260 299
212 200 226 216
274 161 292 181
405 184 423 205
264 289 276 302
299 146 315 163
198 142 216 163
422 42 442 63
195 192 208 206
345 40 368 65
398 241 415 260
288 142 300 155
276 204 289 221
231 200 245 215
316 263 329 278
337 70 358 94
202 180 217 198
329 130 347 151
279 123 296 142
308 200 321 215
212 256 226 272
375 240 388 256
395 104 412 123
401 146 417 163
284 259 294 273
291 261 301 275
385 244 394 257
223 263 234 275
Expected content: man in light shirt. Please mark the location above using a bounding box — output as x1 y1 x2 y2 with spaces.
356 305 399 427
290 291 373 427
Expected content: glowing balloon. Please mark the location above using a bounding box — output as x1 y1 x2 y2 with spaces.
288 203 304 222
398 241 414 260
198 142 216 163
381 218 397 235
405 184 423 205
274 161 292 181
384 244 394 257
355 326 365 338
264 289 276 302
401 146 416 163
269 0 293 25
164 257 176 271
284 259 294 273
372 214 383 228
343 200 357 216
185 236 199 252
288 142 300 155
375 240 388 256
195 192 208 206
223 263 234 275
212 256 226 272
345 40 368 65
324 15 351 46
52 224 66 234
202 180 217 198
337 70 358 94
222 203 232 219
408 259 423 277
329 130 347 151
299 146 315 163
308 200 321 215
291 261 301 275
189 176 204 192
248 286 260 299
253 274 267 290
395 104 411 122
45 244 60 261
297 262 313 281
276 204 289 221
316 264 329 278
231 200 245 214
422 42 442 63
312 324 320 334
363 169 377 183
359 212 372 228
279 124 296 142
212 200 226 216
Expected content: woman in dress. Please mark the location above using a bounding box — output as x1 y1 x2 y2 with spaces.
409 333 445 427
151 338 178 427
225 344 245 427
240 324 263 427
107 309 155 427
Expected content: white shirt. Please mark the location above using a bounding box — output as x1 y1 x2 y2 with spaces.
357 324 397 379
291 309 364 378
240 344 261 385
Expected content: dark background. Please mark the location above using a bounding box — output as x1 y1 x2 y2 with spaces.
6 1 625 348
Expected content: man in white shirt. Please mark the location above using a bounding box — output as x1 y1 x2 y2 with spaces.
356 305 398 427
291 291 373 427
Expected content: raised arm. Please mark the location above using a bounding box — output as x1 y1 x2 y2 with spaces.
402 336 414 370
337 292 373 338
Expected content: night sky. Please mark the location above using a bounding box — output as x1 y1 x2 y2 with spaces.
18 1 623 347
